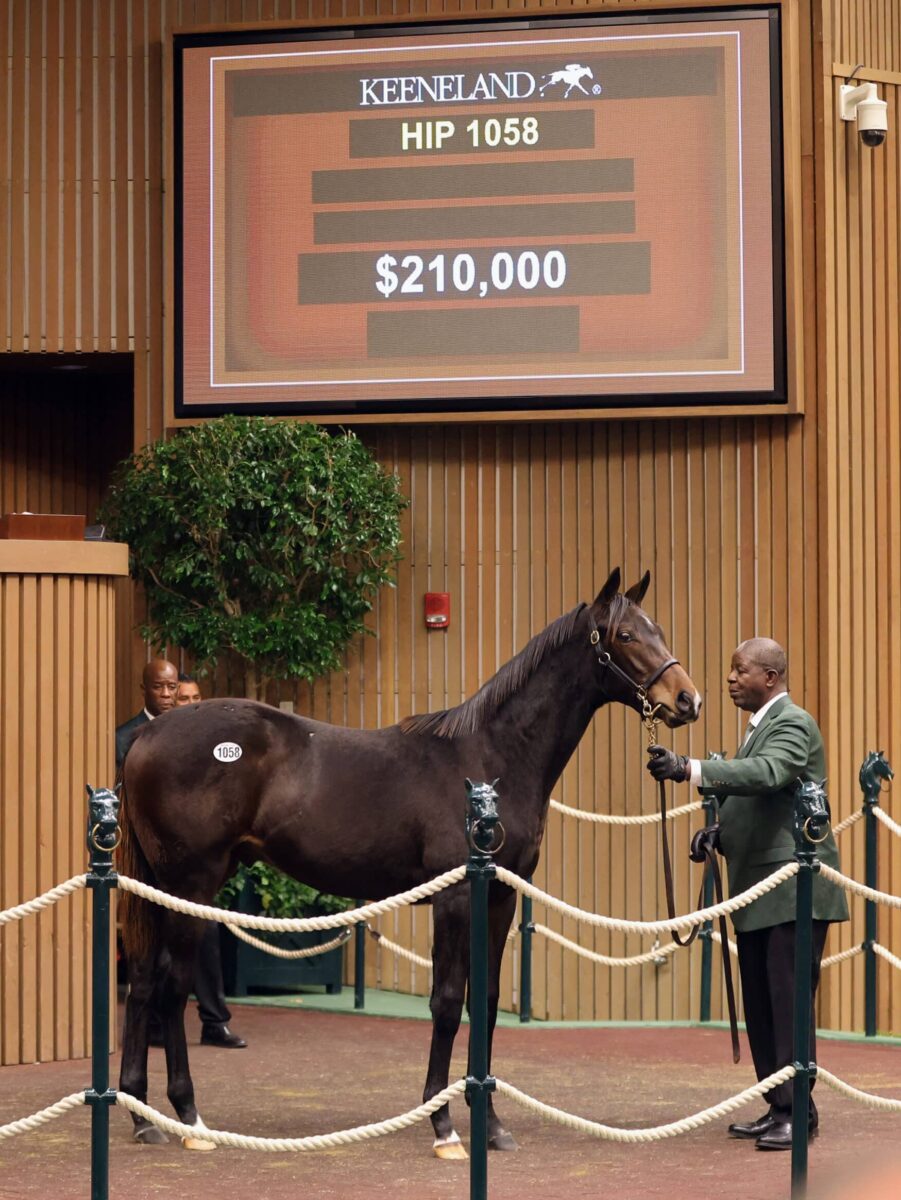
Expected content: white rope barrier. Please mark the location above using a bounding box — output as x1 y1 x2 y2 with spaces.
115 1081 467 1151
821 942 865 968
532 922 678 967
549 798 704 825
226 924 352 960
494 861 799 936
118 866 467 931
818 864 901 909
872 941 901 972
872 806 901 839
494 1066 796 1143
368 928 433 971
818 1068 901 1111
0 1093 86 1140
710 930 739 958
0 876 87 926
832 809 864 836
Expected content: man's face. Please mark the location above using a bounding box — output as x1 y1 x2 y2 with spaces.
176 681 202 706
141 663 180 716
727 649 777 713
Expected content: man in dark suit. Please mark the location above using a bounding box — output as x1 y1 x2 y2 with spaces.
647 638 849 1150
115 658 180 769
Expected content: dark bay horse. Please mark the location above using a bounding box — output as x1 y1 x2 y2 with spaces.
118 568 700 1155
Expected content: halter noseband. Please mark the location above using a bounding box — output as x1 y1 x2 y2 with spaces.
587 611 679 724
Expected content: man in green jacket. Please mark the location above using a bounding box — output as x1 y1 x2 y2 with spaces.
647 637 849 1151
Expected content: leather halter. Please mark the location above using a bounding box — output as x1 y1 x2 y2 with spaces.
586 610 680 715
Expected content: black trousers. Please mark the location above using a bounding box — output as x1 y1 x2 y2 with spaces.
193 921 232 1028
736 920 829 1116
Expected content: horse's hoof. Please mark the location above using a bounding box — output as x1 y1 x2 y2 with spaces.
433 1132 468 1160
182 1135 217 1152
488 1130 519 1152
133 1124 169 1145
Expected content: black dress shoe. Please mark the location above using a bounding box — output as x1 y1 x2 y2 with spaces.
200 1023 247 1049
728 1111 775 1139
756 1118 819 1151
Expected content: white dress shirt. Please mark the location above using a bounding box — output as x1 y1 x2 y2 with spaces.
688 690 788 786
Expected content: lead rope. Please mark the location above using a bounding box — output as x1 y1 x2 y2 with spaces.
644 700 741 1064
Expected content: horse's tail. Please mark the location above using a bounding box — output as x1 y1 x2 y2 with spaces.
117 775 160 964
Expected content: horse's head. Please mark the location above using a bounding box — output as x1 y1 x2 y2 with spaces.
588 568 701 728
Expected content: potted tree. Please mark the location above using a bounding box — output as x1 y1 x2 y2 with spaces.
100 414 408 698
216 865 352 996
101 415 407 992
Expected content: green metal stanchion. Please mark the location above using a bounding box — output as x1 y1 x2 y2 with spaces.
84 786 121 1200
518 885 533 1023
465 779 501 1200
790 780 829 1199
859 752 893 1037
354 902 366 1010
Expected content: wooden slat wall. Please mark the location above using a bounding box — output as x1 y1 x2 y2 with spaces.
0 568 118 1065
813 0 901 1036
2 0 901 1032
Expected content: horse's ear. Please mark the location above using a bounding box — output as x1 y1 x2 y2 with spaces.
491 778 500 789
624 571 651 606
594 568 621 609
85 784 94 798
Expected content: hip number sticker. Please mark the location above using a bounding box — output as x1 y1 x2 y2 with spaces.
213 742 243 762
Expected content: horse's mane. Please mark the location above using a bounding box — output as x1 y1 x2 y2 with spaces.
400 600 602 739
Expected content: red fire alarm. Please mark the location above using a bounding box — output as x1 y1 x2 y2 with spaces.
424 592 451 629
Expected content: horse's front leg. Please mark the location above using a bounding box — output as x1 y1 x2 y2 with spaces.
158 913 216 1151
119 954 169 1144
424 889 469 1160
484 887 518 1151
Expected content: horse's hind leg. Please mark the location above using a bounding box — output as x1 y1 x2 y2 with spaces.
119 954 169 1144
483 888 518 1151
423 890 469 1160
158 913 216 1151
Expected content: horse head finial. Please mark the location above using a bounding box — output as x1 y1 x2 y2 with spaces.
86 784 121 856
793 778 830 848
465 778 504 856
859 750 893 805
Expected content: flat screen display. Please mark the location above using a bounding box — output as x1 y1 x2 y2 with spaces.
173 8 784 416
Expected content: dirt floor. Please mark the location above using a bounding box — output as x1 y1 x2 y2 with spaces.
2 1002 901 1200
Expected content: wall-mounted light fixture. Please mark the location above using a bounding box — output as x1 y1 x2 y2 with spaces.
840 67 888 148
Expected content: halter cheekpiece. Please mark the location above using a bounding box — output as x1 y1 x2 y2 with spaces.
587 611 679 727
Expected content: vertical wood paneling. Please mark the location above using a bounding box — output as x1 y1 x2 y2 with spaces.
1 0 900 1034
0 560 122 1065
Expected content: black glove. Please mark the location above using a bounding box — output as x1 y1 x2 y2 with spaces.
646 744 690 783
689 823 721 862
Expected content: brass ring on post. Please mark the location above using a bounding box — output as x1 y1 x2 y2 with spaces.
881 778 893 793
468 819 506 856
802 816 830 845
90 824 122 853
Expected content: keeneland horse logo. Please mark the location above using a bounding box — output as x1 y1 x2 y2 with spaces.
539 63 596 99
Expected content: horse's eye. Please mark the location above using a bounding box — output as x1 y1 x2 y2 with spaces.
617 630 632 643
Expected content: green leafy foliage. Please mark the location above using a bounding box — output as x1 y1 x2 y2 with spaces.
100 416 408 690
216 863 351 919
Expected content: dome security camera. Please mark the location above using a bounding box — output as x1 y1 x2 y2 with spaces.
840 81 888 148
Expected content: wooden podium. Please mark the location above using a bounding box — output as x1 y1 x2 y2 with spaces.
0 540 128 1065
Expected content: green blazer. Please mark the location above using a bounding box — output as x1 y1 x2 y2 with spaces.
698 695 849 933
